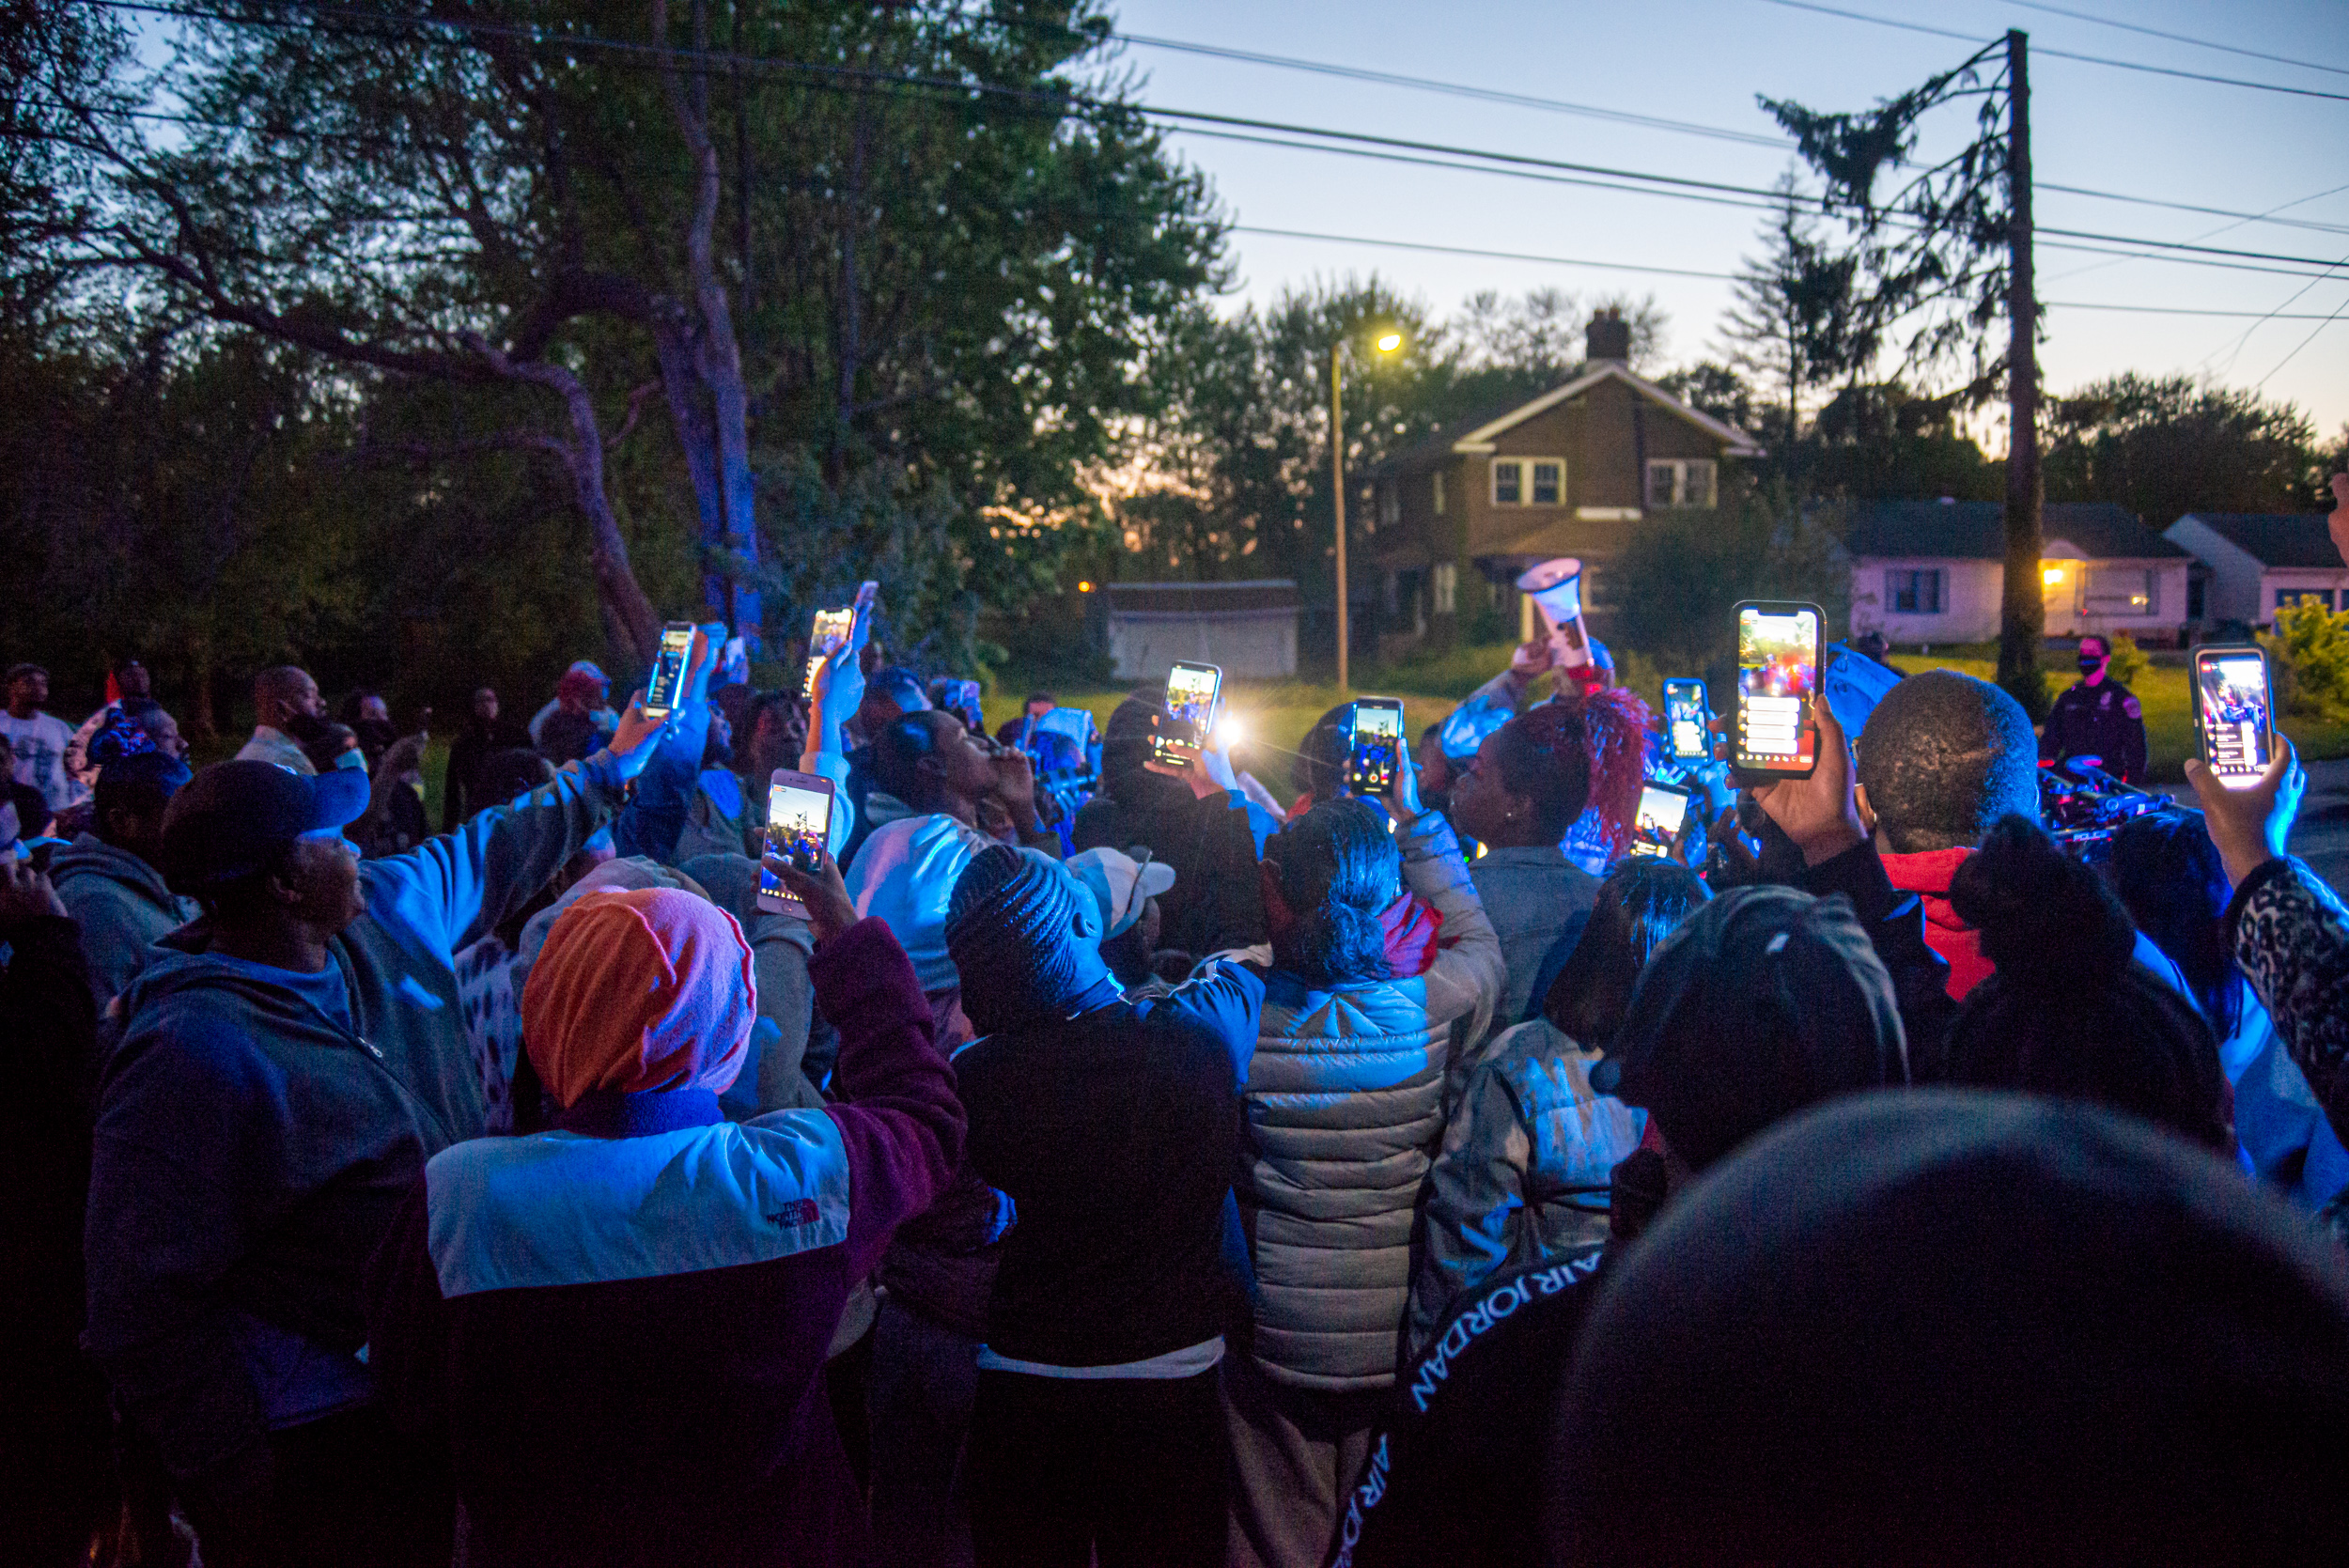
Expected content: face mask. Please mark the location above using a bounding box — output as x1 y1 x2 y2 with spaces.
2078 654 2104 675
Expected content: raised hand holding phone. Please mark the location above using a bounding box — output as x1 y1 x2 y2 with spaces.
1746 696 1866 867
764 844 858 944
602 693 663 781
2186 732 2304 889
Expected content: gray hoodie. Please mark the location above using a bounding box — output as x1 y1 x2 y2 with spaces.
86 754 625 1480
50 832 199 1007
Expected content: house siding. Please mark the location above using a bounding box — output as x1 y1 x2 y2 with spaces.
1850 556 2191 644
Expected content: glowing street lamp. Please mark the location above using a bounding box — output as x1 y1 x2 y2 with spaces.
1332 326 1407 690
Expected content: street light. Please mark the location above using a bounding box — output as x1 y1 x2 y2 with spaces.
1332 326 1406 691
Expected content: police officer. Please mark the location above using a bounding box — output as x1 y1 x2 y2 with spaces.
2040 634 2147 784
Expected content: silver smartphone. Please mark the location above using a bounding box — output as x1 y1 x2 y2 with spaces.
758 768 837 916
643 623 695 722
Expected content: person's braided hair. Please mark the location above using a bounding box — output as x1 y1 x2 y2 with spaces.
1491 688 1651 853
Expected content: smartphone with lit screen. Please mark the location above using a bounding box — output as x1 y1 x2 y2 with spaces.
802 608 854 699
643 623 695 722
1344 697 1405 795
2192 644 2274 790
1663 678 1709 763
1153 661 1222 766
1631 781 1693 858
1732 601 1823 781
758 769 837 916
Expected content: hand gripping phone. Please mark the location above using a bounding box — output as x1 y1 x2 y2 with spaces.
758 769 837 916
1732 601 1824 781
802 608 854 699
1663 678 1709 763
643 623 696 722
2192 644 2275 790
1344 697 1404 795
1153 660 1222 766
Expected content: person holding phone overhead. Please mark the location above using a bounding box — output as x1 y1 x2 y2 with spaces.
2040 635 2147 784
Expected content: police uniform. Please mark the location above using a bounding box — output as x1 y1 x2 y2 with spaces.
2040 676 2147 784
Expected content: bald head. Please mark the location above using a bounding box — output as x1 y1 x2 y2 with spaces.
1854 671 2039 855
254 665 324 729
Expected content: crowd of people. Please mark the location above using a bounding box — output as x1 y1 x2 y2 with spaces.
7 594 2349 1568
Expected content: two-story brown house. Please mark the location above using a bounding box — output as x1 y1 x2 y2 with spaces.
1364 311 1763 649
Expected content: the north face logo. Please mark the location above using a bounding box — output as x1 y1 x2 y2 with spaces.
767 1199 819 1228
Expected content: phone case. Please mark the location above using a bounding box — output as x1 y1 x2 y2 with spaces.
1732 602 1823 781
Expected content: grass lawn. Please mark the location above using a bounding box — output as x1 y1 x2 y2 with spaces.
1889 650 2349 782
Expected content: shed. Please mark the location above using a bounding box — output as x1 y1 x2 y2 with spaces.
1103 580 1300 681
1845 500 2191 645
2164 512 2347 628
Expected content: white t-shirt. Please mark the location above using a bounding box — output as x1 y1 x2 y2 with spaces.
0 710 82 813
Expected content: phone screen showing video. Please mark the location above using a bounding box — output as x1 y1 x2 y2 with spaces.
1631 784 1691 858
2197 651 2272 788
1345 700 1403 795
1664 680 1708 761
760 781 834 904
646 625 693 719
1735 606 1819 773
1155 663 1220 764
802 608 854 698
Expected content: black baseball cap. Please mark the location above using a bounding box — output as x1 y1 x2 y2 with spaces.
1593 883 1908 1172
161 759 370 893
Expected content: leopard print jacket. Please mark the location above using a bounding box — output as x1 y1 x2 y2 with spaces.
2232 857 2349 1244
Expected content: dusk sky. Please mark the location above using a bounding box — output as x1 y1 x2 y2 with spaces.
1112 0 2348 447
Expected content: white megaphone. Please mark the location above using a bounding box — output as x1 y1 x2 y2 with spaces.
1516 557 1591 668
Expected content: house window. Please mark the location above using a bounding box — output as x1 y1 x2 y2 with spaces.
2083 567 2155 615
2277 587 2336 611
1645 458 1718 508
1432 472 1446 515
1489 458 1564 505
1433 561 1457 614
1531 460 1563 506
1885 568 1944 615
1378 482 1400 528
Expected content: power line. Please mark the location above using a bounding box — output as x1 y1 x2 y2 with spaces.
1112 34 1792 149
1759 0 2349 103
75 0 2349 284
2201 255 2349 377
2254 295 2349 389
2037 181 2349 239
1997 0 2349 82
1234 224 2349 317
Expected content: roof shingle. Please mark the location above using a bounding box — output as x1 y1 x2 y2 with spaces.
2170 513 2342 570
1843 500 2187 561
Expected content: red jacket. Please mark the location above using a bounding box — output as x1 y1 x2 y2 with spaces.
1879 847 1993 1001
364 918 963 1568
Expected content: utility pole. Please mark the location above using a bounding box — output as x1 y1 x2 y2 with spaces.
1330 341 1351 691
1998 27 2046 716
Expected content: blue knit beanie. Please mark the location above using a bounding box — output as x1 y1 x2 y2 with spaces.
947 845 1113 1032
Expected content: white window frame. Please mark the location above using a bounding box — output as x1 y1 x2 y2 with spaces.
2082 566 2156 616
1433 560 1458 614
1432 471 1446 516
1490 456 1565 506
1645 458 1719 508
1378 482 1400 528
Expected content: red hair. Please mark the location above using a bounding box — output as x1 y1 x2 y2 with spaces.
1493 688 1653 854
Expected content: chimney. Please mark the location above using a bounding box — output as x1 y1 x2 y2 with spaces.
1585 306 1630 365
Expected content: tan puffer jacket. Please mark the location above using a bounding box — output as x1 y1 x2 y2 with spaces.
1237 808 1503 1391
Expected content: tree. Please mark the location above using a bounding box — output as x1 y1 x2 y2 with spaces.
2045 373 2320 527
26 0 1224 671
1762 32 2045 716
1717 178 1861 490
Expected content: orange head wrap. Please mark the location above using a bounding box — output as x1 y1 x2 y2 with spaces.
521 886 756 1110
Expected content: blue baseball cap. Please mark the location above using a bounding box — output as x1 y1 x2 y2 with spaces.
161 758 371 893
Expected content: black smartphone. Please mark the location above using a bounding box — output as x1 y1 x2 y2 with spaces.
1343 697 1405 795
758 769 837 916
1153 660 1222 765
1663 678 1709 763
1732 601 1824 780
2192 644 2275 789
1631 781 1694 858
644 623 695 722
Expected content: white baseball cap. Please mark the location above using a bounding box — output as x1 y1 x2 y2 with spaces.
1066 846 1177 939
